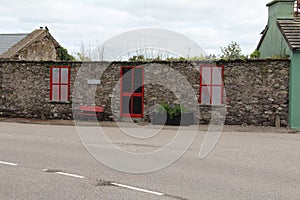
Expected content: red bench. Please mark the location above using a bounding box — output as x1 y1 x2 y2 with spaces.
76 106 104 120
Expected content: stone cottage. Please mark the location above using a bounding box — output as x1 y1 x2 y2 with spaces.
257 0 300 128
0 27 62 61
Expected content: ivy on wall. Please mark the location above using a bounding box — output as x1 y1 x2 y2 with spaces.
57 47 75 61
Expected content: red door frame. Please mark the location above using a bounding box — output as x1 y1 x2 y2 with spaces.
50 66 71 102
199 64 224 105
120 66 144 118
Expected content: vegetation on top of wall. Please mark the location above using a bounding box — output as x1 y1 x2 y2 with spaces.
169 54 218 61
270 54 290 59
127 54 219 62
166 57 187 61
250 50 261 59
129 55 146 61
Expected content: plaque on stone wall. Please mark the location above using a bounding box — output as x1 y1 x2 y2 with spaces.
87 79 101 85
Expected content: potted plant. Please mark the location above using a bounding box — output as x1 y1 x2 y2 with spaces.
151 103 194 126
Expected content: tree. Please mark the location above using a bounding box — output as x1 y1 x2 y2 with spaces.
220 41 244 59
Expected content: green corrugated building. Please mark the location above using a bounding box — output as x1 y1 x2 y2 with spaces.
257 0 300 129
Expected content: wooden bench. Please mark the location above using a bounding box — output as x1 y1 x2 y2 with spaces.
76 106 104 120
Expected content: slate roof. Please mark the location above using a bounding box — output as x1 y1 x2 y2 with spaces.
0 33 28 55
277 18 300 51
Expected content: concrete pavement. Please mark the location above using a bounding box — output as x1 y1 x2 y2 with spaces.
0 122 299 199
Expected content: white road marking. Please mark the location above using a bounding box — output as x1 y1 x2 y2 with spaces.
111 182 164 196
55 172 85 179
43 169 163 196
0 161 18 166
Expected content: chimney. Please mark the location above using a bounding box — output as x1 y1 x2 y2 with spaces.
266 0 295 26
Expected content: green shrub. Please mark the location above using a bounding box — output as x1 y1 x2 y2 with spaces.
250 50 260 59
156 103 188 119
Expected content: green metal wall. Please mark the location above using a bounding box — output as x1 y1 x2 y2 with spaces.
289 53 300 128
267 0 294 24
258 0 294 58
258 24 292 58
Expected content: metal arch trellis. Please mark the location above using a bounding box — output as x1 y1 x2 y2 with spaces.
114 47 183 61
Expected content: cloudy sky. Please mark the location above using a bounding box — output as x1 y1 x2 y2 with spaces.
0 0 271 56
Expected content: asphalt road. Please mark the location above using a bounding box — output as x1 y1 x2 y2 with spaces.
0 122 299 200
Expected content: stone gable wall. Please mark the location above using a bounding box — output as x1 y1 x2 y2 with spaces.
0 59 290 127
14 33 59 61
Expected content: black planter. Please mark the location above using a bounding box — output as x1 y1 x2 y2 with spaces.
151 112 194 126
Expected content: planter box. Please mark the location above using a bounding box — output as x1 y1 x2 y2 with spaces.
151 112 194 126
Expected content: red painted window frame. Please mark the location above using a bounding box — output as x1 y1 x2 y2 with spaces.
199 64 224 105
120 66 144 118
50 66 71 102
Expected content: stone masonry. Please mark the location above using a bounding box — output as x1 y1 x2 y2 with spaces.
0 59 290 127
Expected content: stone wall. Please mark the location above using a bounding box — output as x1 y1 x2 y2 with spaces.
223 59 289 126
0 61 80 119
0 59 290 127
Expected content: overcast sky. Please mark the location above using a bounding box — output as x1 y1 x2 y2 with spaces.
0 0 271 56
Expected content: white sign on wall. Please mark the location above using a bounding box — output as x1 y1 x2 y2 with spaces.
87 79 101 85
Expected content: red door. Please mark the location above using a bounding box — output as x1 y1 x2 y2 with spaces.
120 66 144 118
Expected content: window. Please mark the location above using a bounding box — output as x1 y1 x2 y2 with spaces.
200 64 224 105
50 66 70 102
120 66 144 118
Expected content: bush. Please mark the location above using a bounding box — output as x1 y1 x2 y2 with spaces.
250 50 260 59
156 103 188 119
